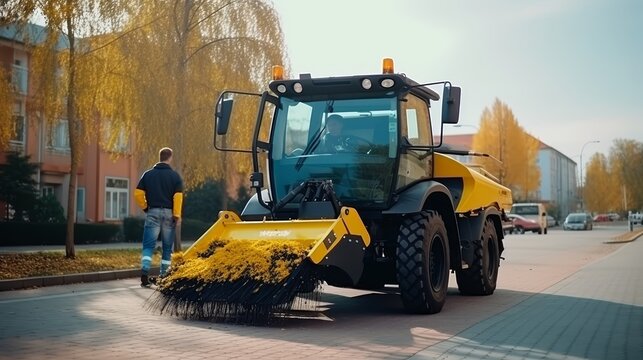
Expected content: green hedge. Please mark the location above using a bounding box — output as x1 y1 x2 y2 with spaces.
123 217 145 242
0 222 121 246
181 218 212 241
122 217 212 242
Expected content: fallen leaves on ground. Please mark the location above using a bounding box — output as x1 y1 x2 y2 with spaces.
0 250 161 280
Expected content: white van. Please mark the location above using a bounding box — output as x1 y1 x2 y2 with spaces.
510 203 548 234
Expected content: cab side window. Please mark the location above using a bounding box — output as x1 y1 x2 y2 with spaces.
397 93 433 188
400 94 432 146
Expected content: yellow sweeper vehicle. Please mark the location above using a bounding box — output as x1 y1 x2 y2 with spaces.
149 59 512 323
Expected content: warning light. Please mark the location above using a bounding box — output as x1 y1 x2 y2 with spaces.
272 65 284 80
382 58 394 74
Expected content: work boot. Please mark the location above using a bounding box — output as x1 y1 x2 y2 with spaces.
148 276 158 285
141 274 151 287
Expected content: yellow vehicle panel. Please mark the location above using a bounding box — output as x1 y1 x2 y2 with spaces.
434 153 512 213
183 207 371 266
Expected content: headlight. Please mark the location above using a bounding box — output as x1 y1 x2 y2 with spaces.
380 78 395 88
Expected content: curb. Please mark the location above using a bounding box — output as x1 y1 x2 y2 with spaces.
0 267 160 291
605 229 643 244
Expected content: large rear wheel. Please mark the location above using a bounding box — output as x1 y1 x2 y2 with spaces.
456 217 500 295
396 211 450 314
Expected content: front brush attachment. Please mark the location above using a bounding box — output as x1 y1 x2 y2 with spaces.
146 207 370 324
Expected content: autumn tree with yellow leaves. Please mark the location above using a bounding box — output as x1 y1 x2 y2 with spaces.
0 67 14 149
583 153 619 213
610 139 643 211
582 139 643 214
1 0 286 256
1 0 133 258
472 98 540 200
115 0 286 191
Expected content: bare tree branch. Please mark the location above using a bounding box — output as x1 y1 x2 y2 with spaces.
184 35 269 64
81 12 167 57
187 0 241 32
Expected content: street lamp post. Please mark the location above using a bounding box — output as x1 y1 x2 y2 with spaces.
579 140 600 210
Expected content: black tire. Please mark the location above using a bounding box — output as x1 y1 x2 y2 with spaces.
396 210 450 314
515 225 525 234
456 217 500 296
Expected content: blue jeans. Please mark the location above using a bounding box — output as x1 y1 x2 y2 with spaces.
141 208 175 276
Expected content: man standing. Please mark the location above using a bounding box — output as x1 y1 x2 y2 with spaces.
134 147 183 287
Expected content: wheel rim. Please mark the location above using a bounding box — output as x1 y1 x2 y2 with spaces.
429 234 446 292
486 234 498 279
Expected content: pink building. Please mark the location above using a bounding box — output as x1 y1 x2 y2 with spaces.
1 24 141 223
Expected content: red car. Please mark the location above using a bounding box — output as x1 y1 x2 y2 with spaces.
593 214 610 222
507 214 541 234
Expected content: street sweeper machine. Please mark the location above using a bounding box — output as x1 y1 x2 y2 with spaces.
149 59 513 323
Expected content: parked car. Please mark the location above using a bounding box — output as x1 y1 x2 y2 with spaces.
630 212 643 225
502 218 515 235
547 215 558 227
593 214 611 222
607 213 620 221
564 213 593 230
507 214 541 234
510 203 548 234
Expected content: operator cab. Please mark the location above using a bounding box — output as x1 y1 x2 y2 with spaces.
214 59 461 216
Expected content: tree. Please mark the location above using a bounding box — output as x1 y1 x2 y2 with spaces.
609 139 643 212
182 179 249 223
0 152 39 221
116 0 286 189
0 67 15 149
30 194 66 223
472 98 540 200
2 0 130 258
584 153 619 213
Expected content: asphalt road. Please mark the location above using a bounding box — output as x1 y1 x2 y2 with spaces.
1 225 640 359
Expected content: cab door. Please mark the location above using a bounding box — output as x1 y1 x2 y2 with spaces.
397 93 433 188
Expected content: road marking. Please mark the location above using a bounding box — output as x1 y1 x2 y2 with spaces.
0 285 144 304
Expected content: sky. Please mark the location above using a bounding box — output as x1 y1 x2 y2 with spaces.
271 0 643 167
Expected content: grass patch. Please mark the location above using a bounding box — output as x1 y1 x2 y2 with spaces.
0 249 161 280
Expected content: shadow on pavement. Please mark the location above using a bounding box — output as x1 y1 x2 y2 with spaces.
1 283 640 359
173 287 641 359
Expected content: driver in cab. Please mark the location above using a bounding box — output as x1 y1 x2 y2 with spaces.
320 114 349 153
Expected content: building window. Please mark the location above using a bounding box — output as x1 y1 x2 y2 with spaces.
77 187 85 221
102 122 130 153
41 185 55 198
10 102 25 144
12 62 28 95
49 119 70 150
105 177 128 220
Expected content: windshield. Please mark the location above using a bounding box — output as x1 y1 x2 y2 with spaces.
270 97 398 208
512 205 539 216
567 214 587 223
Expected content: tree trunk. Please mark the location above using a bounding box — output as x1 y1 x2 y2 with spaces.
172 0 194 252
64 9 77 259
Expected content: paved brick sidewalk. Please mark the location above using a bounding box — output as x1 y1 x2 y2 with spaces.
411 235 643 359
0 228 636 359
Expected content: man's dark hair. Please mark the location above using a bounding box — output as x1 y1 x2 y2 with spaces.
159 147 173 162
326 114 343 123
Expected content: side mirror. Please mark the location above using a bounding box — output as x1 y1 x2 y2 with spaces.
215 96 234 135
441 86 461 124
